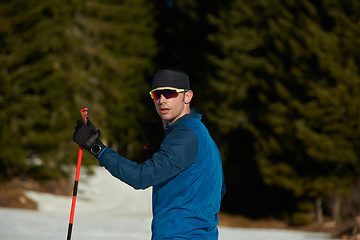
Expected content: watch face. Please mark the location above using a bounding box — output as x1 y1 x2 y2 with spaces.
91 144 101 154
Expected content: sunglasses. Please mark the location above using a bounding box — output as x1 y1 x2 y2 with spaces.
149 88 187 100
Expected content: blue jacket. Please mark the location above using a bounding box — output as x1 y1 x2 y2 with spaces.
97 108 226 239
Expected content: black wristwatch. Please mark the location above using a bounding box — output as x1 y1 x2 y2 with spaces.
90 143 102 155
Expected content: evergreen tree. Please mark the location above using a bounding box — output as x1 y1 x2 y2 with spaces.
206 0 360 219
0 0 79 180
0 0 157 180
64 0 157 161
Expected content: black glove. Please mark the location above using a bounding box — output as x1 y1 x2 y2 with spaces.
73 119 106 158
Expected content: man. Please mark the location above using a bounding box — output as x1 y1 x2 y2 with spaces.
73 68 226 239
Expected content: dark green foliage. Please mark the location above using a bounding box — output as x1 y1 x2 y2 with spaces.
290 212 314 226
0 0 157 180
1 0 360 223
0 0 77 180
206 0 360 218
65 0 158 161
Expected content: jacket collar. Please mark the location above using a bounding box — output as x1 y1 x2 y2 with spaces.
165 108 202 134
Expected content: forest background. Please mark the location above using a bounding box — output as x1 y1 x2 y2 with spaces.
1 0 360 230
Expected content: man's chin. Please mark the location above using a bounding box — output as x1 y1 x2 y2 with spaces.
160 115 175 124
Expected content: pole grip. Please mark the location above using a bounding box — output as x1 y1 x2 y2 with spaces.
80 108 88 124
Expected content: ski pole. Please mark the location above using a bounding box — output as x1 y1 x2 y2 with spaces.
67 107 88 240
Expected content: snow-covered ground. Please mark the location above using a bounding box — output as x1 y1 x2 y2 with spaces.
0 167 335 240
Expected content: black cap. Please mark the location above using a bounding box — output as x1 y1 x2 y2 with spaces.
152 69 190 90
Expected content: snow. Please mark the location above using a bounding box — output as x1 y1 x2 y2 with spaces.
0 167 336 240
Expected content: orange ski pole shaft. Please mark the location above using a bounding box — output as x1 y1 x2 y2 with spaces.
67 108 88 240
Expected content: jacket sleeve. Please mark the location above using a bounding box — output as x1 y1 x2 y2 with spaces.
221 172 226 200
97 126 198 190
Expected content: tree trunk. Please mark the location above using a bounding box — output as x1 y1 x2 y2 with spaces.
316 196 324 223
331 195 341 222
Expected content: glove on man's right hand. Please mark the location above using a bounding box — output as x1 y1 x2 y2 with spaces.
73 119 101 151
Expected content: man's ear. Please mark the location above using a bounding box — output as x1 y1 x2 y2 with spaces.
184 90 193 104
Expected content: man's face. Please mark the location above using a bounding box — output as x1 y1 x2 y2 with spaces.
152 87 192 125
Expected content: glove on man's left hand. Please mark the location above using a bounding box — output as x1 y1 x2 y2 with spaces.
73 120 105 158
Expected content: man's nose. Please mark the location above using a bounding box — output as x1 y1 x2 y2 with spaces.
159 94 167 102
